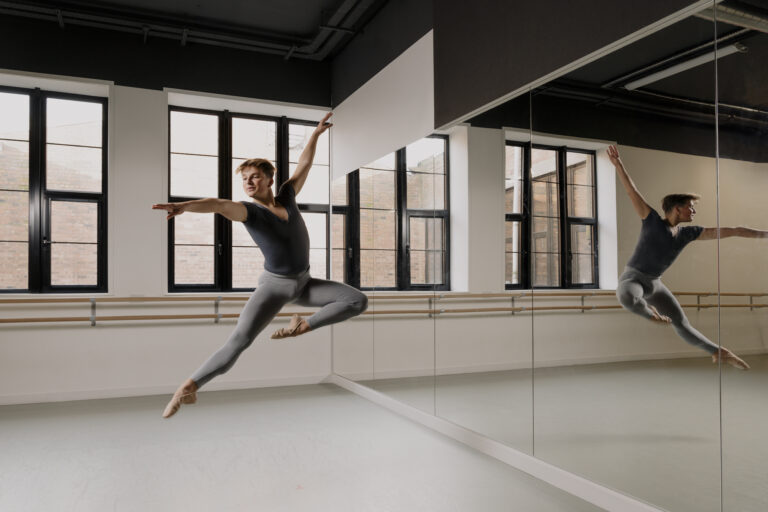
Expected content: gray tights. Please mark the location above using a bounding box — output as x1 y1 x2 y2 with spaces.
191 269 368 387
616 266 719 355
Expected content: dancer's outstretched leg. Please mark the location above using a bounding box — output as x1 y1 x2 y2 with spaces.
163 272 295 418
647 280 749 370
271 278 368 339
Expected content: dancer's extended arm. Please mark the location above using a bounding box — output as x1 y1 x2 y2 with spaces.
697 227 768 240
607 145 652 219
152 198 247 222
286 112 333 195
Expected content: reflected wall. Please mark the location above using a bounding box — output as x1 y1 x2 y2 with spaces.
331 2 768 511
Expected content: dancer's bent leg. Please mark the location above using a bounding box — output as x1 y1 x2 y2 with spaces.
294 278 368 330
190 273 295 388
616 271 656 320
646 280 719 355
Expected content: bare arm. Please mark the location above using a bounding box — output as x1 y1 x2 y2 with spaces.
607 145 652 219
286 112 333 195
152 198 247 222
697 227 768 241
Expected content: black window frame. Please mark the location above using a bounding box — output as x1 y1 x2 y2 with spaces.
338 134 450 291
0 85 108 294
167 107 335 293
505 141 598 290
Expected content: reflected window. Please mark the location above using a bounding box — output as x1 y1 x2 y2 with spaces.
0 87 107 293
505 142 597 289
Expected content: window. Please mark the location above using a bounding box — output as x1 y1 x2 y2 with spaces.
505 142 597 289
332 136 450 291
168 107 331 292
0 86 108 293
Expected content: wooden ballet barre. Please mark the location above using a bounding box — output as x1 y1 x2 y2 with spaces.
3 302 766 325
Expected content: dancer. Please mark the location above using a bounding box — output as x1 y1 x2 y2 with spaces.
609 144 766 370
153 113 367 417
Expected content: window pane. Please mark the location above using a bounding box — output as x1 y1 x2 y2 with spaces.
406 138 445 174
332 175 347 205
567 153 594 186
359 168 395 209
570 224 594 254
46 98 102 147
289 123 329 165
571 254 594 284
232 118 276 161
174 213 213 246
331 214 345 282
0 92 29 140
51 243 97 286
303 212 327 249
46 145 102 192
533 252 560 287
309 248 327 279
531 180 559 217
411 250 443 285
171 154 218 198
532 217 560 252
361 249 395 288
410 217 443 251
51 201 97 243
0 241 27 289
505 252 520 286
174 245 214 285
232 159 276 199
505 220 521 253
232 221 257 247
360 209 395 250
407 172 445 209
332 249 345 282
232 247 264 289
0 140 30 190
505 145 523 181
0 191 28 241
170 111 218 156
291 163 329 204
505 179 522 214
531 149 557 181
568 184 595 218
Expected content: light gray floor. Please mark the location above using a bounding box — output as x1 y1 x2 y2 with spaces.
0 384 601 512
364 355 768 512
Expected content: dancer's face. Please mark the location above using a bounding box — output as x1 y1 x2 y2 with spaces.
677 200 696 222
241 167 274 198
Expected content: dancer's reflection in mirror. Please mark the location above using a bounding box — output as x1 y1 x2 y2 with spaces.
609 145 766 370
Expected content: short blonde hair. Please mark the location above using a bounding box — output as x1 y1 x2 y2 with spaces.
662 193 701 213
236 158 275 179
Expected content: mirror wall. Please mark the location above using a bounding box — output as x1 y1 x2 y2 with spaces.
332 1 767 510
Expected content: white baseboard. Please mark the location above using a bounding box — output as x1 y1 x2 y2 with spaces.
327 373 664 512
0 374 329 406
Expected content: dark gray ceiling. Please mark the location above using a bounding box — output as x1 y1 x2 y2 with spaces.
0 0 387 60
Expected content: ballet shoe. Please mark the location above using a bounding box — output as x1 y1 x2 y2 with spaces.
712 350 750 371
162 388 198 419
270 314 306 339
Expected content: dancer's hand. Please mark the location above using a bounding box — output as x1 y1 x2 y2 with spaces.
314 112 333 135
152 202 186 220
607 145 622 167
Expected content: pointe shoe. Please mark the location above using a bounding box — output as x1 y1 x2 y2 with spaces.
270 314 306 339
648 305 671 324
162 389 198 419
712 350 750 371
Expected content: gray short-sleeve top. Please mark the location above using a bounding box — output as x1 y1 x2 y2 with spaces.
240 183 310 276
626 208 703 277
